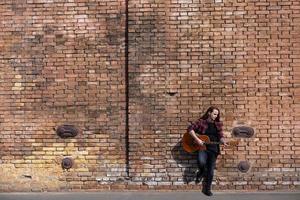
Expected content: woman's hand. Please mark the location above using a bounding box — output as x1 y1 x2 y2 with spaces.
197 139 204 146
220 138 228 146
189 130 204 146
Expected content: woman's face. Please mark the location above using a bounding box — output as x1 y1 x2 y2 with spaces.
209 109 219 121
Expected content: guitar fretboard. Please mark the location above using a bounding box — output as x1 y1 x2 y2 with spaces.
204 142 221 145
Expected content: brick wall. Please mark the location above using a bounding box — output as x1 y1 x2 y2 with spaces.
0 0 299 192
0 0 127 191
128 0 300 190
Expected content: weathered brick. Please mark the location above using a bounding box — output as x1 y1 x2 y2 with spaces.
0 0 299 192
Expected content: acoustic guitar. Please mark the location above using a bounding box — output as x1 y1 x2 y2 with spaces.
182 132 239 153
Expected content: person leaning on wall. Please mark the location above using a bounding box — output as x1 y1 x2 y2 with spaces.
187 106 227 196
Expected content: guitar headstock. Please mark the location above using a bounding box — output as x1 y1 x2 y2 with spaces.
222 140 240 149
228 140 240 146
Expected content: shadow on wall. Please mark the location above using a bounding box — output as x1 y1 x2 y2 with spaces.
171 141 198 184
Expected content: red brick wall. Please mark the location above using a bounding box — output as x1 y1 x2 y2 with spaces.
0 0 299 192
128 0 299 191
0 0 127 191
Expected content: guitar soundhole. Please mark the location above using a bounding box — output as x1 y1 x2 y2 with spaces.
232 126 254 138
237 161 250 173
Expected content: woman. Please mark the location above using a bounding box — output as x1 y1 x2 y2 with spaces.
188 106 226 196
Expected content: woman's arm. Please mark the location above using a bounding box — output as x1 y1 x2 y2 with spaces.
188 121 204 146
216 122 227 144
189 129 204 146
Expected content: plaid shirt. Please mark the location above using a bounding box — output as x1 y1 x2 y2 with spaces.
187 118 224 139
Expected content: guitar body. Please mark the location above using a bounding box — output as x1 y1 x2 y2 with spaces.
182 132 210 153
182 132 239 153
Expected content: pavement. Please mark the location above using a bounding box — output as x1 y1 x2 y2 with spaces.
0 191 299 200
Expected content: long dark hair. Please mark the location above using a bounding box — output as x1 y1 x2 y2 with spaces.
200 106 221 122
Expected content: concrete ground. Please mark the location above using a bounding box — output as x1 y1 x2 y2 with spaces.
0 191 299 200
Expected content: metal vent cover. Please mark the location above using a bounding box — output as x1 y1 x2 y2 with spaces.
61 157 73 170
56 124 79 138
237 161 250 173
232 126 254 138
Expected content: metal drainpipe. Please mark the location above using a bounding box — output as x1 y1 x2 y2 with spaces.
125 0 130 178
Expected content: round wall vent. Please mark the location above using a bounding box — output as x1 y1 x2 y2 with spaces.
61 157 73 170
237 161 250 173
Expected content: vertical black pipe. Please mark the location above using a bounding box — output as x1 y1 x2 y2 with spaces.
124 0 130 178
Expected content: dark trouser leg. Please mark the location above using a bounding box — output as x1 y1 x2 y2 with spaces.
203 151 217 191
196 151 207 183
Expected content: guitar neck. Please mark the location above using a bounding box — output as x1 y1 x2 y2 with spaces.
205 142 221 145
196 133 221 145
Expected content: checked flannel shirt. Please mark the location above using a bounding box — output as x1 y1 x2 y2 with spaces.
187 118 224 139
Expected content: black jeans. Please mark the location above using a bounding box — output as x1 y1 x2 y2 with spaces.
197 150 217 189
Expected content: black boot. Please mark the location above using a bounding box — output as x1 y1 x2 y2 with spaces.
202 182 213 196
